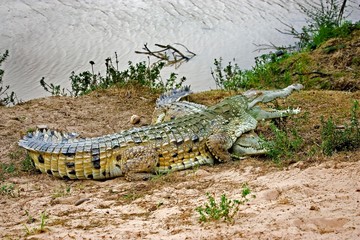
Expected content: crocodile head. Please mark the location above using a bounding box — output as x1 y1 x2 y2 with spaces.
244 83 304 109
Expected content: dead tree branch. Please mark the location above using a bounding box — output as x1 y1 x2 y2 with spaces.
135 43 196 68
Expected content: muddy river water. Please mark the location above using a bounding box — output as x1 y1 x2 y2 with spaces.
1 0 359 101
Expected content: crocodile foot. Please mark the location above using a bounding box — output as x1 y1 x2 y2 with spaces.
206 133 233 162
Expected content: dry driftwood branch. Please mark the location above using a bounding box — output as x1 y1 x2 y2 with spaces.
135 43 196 68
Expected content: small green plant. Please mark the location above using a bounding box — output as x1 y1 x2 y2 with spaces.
26 128 36 134
0 183 16 197
24 210 35 224
21 155 36 173
195 184 254 223
24 210 49 235
321 100 359 156
8 149 24 161
0 162 16 174
40 77 67 96
261 123 303 163
51 184 71 199
120 190 144 202
0 162 17 180
39 211 48 232
0 50 17 106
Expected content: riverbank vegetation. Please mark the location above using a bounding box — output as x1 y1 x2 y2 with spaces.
40 58 186 97
212 0 359 91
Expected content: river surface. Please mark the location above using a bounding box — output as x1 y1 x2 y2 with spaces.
1 0 359 101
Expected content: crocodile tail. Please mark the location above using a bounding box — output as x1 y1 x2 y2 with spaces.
19 128 79 150
155 85 191 107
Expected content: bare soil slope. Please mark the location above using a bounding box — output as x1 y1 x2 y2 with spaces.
0 84 359 239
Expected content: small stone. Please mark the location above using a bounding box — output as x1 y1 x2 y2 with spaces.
74 198 90 206
309 205 319 211
37 124 48 130
130 115 141 124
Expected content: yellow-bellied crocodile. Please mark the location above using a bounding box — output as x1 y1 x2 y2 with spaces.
18 84 303 180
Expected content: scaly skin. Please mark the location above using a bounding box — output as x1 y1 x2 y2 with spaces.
19 84 303 180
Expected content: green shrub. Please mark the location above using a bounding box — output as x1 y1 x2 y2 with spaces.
211 53 290 90
211 58 246 90
41 56 186 96
321 100 359 156
261 123 303 164
195 184 254 223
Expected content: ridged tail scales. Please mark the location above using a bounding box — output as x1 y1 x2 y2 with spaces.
22 134 125 180
19 110 224 180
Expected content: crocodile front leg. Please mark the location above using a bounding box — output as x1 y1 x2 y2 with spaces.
206 132 233 162
250 106 301 120
206 114 258 162
119 145 159 181
231 131 267 156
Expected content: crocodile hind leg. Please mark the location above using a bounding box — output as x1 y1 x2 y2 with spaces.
119 145 159 181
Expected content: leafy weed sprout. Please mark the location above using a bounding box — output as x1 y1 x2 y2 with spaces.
0 162 17 180
24 210 49 235
196 184 254 223
0 183 16 197
51 184 71 199
21 155 36 173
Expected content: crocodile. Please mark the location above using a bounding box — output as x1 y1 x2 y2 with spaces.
152 84 303 155
18 84 303 180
